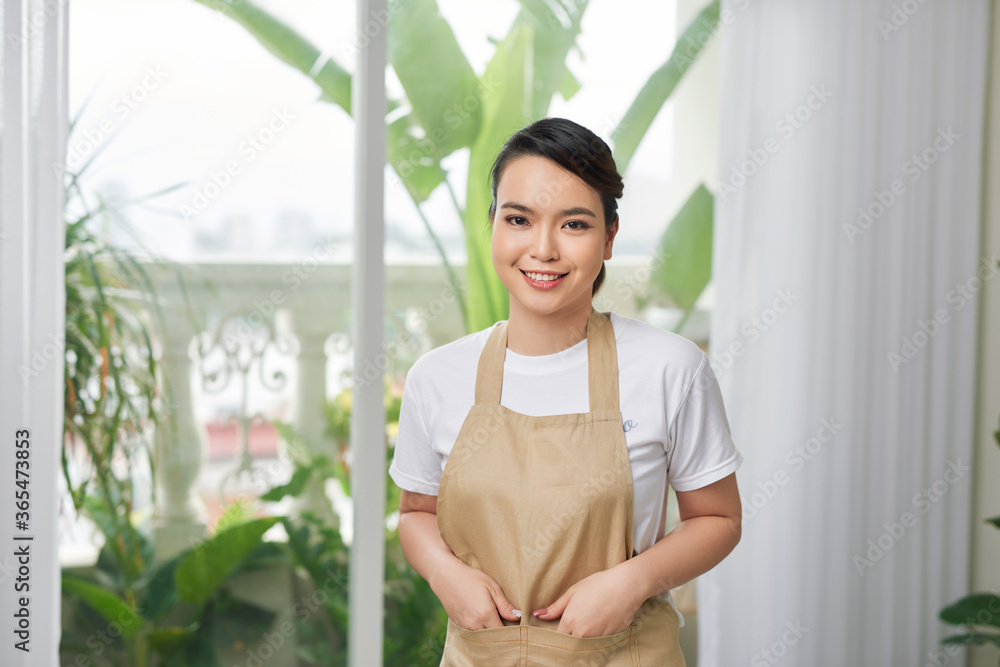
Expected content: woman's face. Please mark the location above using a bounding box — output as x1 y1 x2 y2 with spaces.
491 155 618 320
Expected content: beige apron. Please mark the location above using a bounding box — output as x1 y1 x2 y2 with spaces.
436 308 686 666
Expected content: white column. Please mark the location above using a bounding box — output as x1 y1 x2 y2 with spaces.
291 325 339 527
153 309 208 561
348 0 387 665
0 0 69 664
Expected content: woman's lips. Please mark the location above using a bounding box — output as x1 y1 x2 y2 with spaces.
520 269 567 289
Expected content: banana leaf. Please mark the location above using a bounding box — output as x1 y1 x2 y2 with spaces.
613 0 719 173
650 183 714 313
461 24 536 331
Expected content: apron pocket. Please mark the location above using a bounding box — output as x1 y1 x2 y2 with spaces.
442 619 640 667
524 623 638 666
442 619 523 667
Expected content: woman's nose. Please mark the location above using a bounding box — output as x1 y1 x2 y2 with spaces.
530 225 559 260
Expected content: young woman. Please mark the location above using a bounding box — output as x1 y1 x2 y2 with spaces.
390 117 743 666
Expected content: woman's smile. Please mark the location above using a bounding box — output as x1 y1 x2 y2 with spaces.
520 269 568 288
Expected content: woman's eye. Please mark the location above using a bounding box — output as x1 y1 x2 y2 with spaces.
564 220 590 230
507 216 528 226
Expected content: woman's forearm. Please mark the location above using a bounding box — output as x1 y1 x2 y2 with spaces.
617 515 742 604
397 510 466 590
400 510 739 601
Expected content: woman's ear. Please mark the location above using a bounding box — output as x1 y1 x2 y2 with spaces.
604 216 620 260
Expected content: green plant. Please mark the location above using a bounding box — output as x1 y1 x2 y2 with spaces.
60 86 203 548
640 183 714 332
58 94 277 665
260 377 447 666
266 377 403 511
276 511 350 665
266 509 447 667
60 509 286 667
62 149 169 608
188 0 721 333
938 413 1000 657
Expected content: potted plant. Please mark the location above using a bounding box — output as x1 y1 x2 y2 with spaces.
938 414 1000 659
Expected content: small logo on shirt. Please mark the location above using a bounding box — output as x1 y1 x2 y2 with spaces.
623 419 638 433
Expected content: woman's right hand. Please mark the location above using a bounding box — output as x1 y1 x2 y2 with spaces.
396 490 520 630
430 559 521 630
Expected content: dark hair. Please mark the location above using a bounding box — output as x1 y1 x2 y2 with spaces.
488 117 624 296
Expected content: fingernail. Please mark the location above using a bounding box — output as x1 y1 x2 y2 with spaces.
533 609 545 617
512 610 522 617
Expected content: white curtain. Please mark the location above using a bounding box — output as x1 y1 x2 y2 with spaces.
0 0 69 665
699 2 991 665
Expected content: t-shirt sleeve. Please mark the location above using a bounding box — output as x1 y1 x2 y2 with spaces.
388 366 444 496
666 354 743 492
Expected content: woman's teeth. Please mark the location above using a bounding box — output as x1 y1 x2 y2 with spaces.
524 271 564 282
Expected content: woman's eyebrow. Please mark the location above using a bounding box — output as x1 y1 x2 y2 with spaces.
561 207 597 217
500 202 597 217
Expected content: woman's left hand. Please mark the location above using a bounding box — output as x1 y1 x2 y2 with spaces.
532 566 644 637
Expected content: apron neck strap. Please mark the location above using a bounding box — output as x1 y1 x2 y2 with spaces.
473 308 620 413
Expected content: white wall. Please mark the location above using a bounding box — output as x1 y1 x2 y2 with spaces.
970 5 1000 667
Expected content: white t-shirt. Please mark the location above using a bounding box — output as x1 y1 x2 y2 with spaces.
389 311 743 628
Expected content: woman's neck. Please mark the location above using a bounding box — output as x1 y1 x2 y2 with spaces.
505 301 594 356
